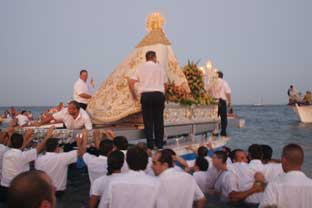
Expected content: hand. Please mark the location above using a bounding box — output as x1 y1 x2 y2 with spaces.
254 172 265 182
103 130 115 140
45 126 55 139
90 78 95 88
206 142 213 150
93 129 101 141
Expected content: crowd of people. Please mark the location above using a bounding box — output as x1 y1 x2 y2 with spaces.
287 85 312 105
0 125 311 208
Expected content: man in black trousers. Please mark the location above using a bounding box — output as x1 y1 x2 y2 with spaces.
129 51 166 150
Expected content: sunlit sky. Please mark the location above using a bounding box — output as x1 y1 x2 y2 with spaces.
1 0 311 106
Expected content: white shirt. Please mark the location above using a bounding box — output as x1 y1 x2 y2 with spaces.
16 114 29 126
83 153 107 185
90 173 121 196
259 171 312 208
0 144 9 181
35 151 77 191
231 160 264 204
120 150 129 173
98 170 168 208
159 168 204 208
53 108 92 130
214 170 236 200
1 148 37 187
263 163 284 182
131 61 166 94
73 78 91 104
209 78 231 102
193 171 210 194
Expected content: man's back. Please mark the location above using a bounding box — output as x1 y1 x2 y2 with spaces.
35 151 77 191
83 153 107 185
259 171 312 208
99 170 167 208
159 168 204 208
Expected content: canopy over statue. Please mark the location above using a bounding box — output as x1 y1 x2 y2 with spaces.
87 12 191 124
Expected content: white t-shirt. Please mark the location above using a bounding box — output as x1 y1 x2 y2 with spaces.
98 170 168 208
1 148 37 187
73 78 91 104
263 162 284 182
209 78 231 102
16 114 29 126
193 171 210 194
90 173 121 196
53 108 92 130
0 144 9 181
214 170 239 200
83 153 107 185
158 168 205 208
35 151 77 191
131 61 166 94
259 171 312 208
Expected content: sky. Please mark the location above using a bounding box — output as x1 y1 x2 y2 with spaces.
0 0 311 106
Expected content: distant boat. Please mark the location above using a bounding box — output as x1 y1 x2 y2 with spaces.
292 104 312 123
254 97 263 106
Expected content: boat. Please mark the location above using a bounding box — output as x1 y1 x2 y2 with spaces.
292 104 312 123
254 97 263 106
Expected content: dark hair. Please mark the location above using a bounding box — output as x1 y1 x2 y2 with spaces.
162 148 176 156
99 139 114 156
126 147 148 171
262 144 273 162
217 71 223 78
290 85 293 88
11 133 24 149
107 150 124 175
68 100 80 110
8 170 54 208
195 157 209 171
214 151 228 164
145 51 156 61
80 69 88 75
230 149 245 162
248 144 263 160
222 146 231 156
158 149 174 168
21 110 26 115
197 146 208 157
113 136 128 150
282 143 304 166
46 138 60 152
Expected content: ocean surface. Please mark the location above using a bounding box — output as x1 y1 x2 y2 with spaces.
0 105 311 208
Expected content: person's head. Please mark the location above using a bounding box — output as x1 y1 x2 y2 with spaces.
113 136 128 151
282 143 304 172
57 102 64 110
21 110 27 115
79 69 88 82
194 157 209 172
212 151 227 169
99 139 114 156
145 51 157 62
197 146 208 158
10 133 24 149
8 170 56 208
261 144 273 163
45 138 61 153
126 147 148 171
152 149 174 176
217 71 223 79
290 85 293 89
222 146 231 156
67 100 80 118
107 150 124 175
161 148 177 162
230 149 248 163
248 144 263 161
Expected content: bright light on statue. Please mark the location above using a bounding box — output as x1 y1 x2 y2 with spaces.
206 60 213 70
199 66 205 74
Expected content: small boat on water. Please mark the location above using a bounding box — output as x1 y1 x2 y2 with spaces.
292 104 312 123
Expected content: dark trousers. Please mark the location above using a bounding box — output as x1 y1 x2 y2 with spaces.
78 102 87 110
0 186 8 202
218 98 228 136
141 92 165 149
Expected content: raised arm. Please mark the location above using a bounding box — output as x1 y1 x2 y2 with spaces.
21 129 35 150
77 129 88 157
128 78 138 100
36 127 54 154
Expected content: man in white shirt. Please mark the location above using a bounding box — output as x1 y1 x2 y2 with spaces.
129 51 166 149
73 69 93 110
0 128 51 202
152 149 206 208
113 136 129 173
208 71 231 137
35 129 84 195
261 144 284 182
193 157 210 194
81 130 114 185
98 147 168 208
260 143 312 208
89 150 124 208
42 100 92 130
